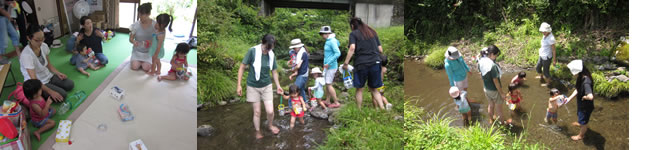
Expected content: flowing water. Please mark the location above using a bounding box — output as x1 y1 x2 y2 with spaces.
198 71 330 150
404 60 628 149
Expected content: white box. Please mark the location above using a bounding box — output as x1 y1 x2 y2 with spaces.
109 86 125 100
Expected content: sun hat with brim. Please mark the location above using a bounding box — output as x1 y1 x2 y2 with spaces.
539 22 552 32
449 86 460 98
311 67 322 74
445 46 460 60
567 59 583 75
319 26 332 34
289 38 304 49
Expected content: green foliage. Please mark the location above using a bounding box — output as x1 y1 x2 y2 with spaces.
424 45 448 68
592 72 629 98
404 104 547 150
616 39 629 62
550 63 572 81
319 84 404 149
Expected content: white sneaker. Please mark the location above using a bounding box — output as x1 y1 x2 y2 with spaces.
386 103 393 110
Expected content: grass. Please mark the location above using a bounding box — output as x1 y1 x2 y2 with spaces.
404 104 548 150
318 83 404 149
592 72 629 98
424 45 448 69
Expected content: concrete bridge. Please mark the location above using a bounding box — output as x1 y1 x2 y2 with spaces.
260 0 402 27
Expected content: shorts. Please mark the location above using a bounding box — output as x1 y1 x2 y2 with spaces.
32 109 54 128
484 89 503 104
246 84 273 103
324 69 337 84
577 109 593 125
454 79 468 90
546 110 558 119
353 63 383 89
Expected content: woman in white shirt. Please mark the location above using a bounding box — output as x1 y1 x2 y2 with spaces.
19 25 74 102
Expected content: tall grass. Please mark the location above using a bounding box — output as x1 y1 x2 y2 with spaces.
319 84 404 149
404 104 547 150
424 45 448 68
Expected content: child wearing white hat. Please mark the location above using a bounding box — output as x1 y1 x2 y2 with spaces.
308 67 328 110
450 86 472 126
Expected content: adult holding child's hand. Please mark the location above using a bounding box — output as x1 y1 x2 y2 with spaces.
236 34 282 139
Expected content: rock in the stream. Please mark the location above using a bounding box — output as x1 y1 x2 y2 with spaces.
198 124 215 137
616 75 629 82
617 67 626 72
218 101 227 106
393 116 404 121
328 112 338 124
310 109 329 119
229 97 241 104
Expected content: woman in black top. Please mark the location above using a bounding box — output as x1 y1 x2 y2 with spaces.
342 17 384 109
565 60 595 141
75 16 108 66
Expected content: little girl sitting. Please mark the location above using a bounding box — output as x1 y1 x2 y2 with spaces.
158 43 191 81
24 79 56 141
308 67 328 111
284 84 307 129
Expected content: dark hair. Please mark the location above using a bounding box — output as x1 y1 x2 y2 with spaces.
156 13 173 32
137 3 152 15
575 64 594 94
480 45 501 58
288 84 299 95
518 71 527 78
23 79 42 100
261 34 276 50
80 16 91 26
349 17 378 40
27 25 42 39
508 83 518 92
77 42 87 52
175 43 191 54
549 88 560 96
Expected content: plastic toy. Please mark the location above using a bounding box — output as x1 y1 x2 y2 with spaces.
110 86 125 100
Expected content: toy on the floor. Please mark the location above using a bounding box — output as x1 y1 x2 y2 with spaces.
103 30 114 40
118 103 134 122
129 139 148 150
175 65 193 79
55 120 72 143
58 101 70 115
67 91 87 109
110 86 125 100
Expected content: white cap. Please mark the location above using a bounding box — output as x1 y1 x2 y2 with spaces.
567 59 583 75
539 22 552 32
311 67 322 74
449 86 460 98
289 38 304 49
445 46 460 60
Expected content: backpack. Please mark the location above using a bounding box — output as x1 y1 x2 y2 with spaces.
8 82 30 106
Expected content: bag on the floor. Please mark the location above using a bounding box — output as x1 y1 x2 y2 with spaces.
8 82 30 106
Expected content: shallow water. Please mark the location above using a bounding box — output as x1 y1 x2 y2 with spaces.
198 71 330 150
404 60 629 149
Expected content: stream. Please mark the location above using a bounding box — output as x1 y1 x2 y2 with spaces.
404 60 628 149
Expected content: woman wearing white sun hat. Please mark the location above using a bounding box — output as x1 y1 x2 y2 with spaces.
288 38 310 106
536 22 557 86
444 46 472 91
565 59 595 141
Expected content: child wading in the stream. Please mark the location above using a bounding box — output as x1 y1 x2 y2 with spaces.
546 88 566 124
449 86 472 126
511 71 527 85
505 83 523 123
284 84 307 129
308 67 328 111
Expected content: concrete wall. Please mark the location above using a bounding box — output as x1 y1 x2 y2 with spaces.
354 3 394 28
